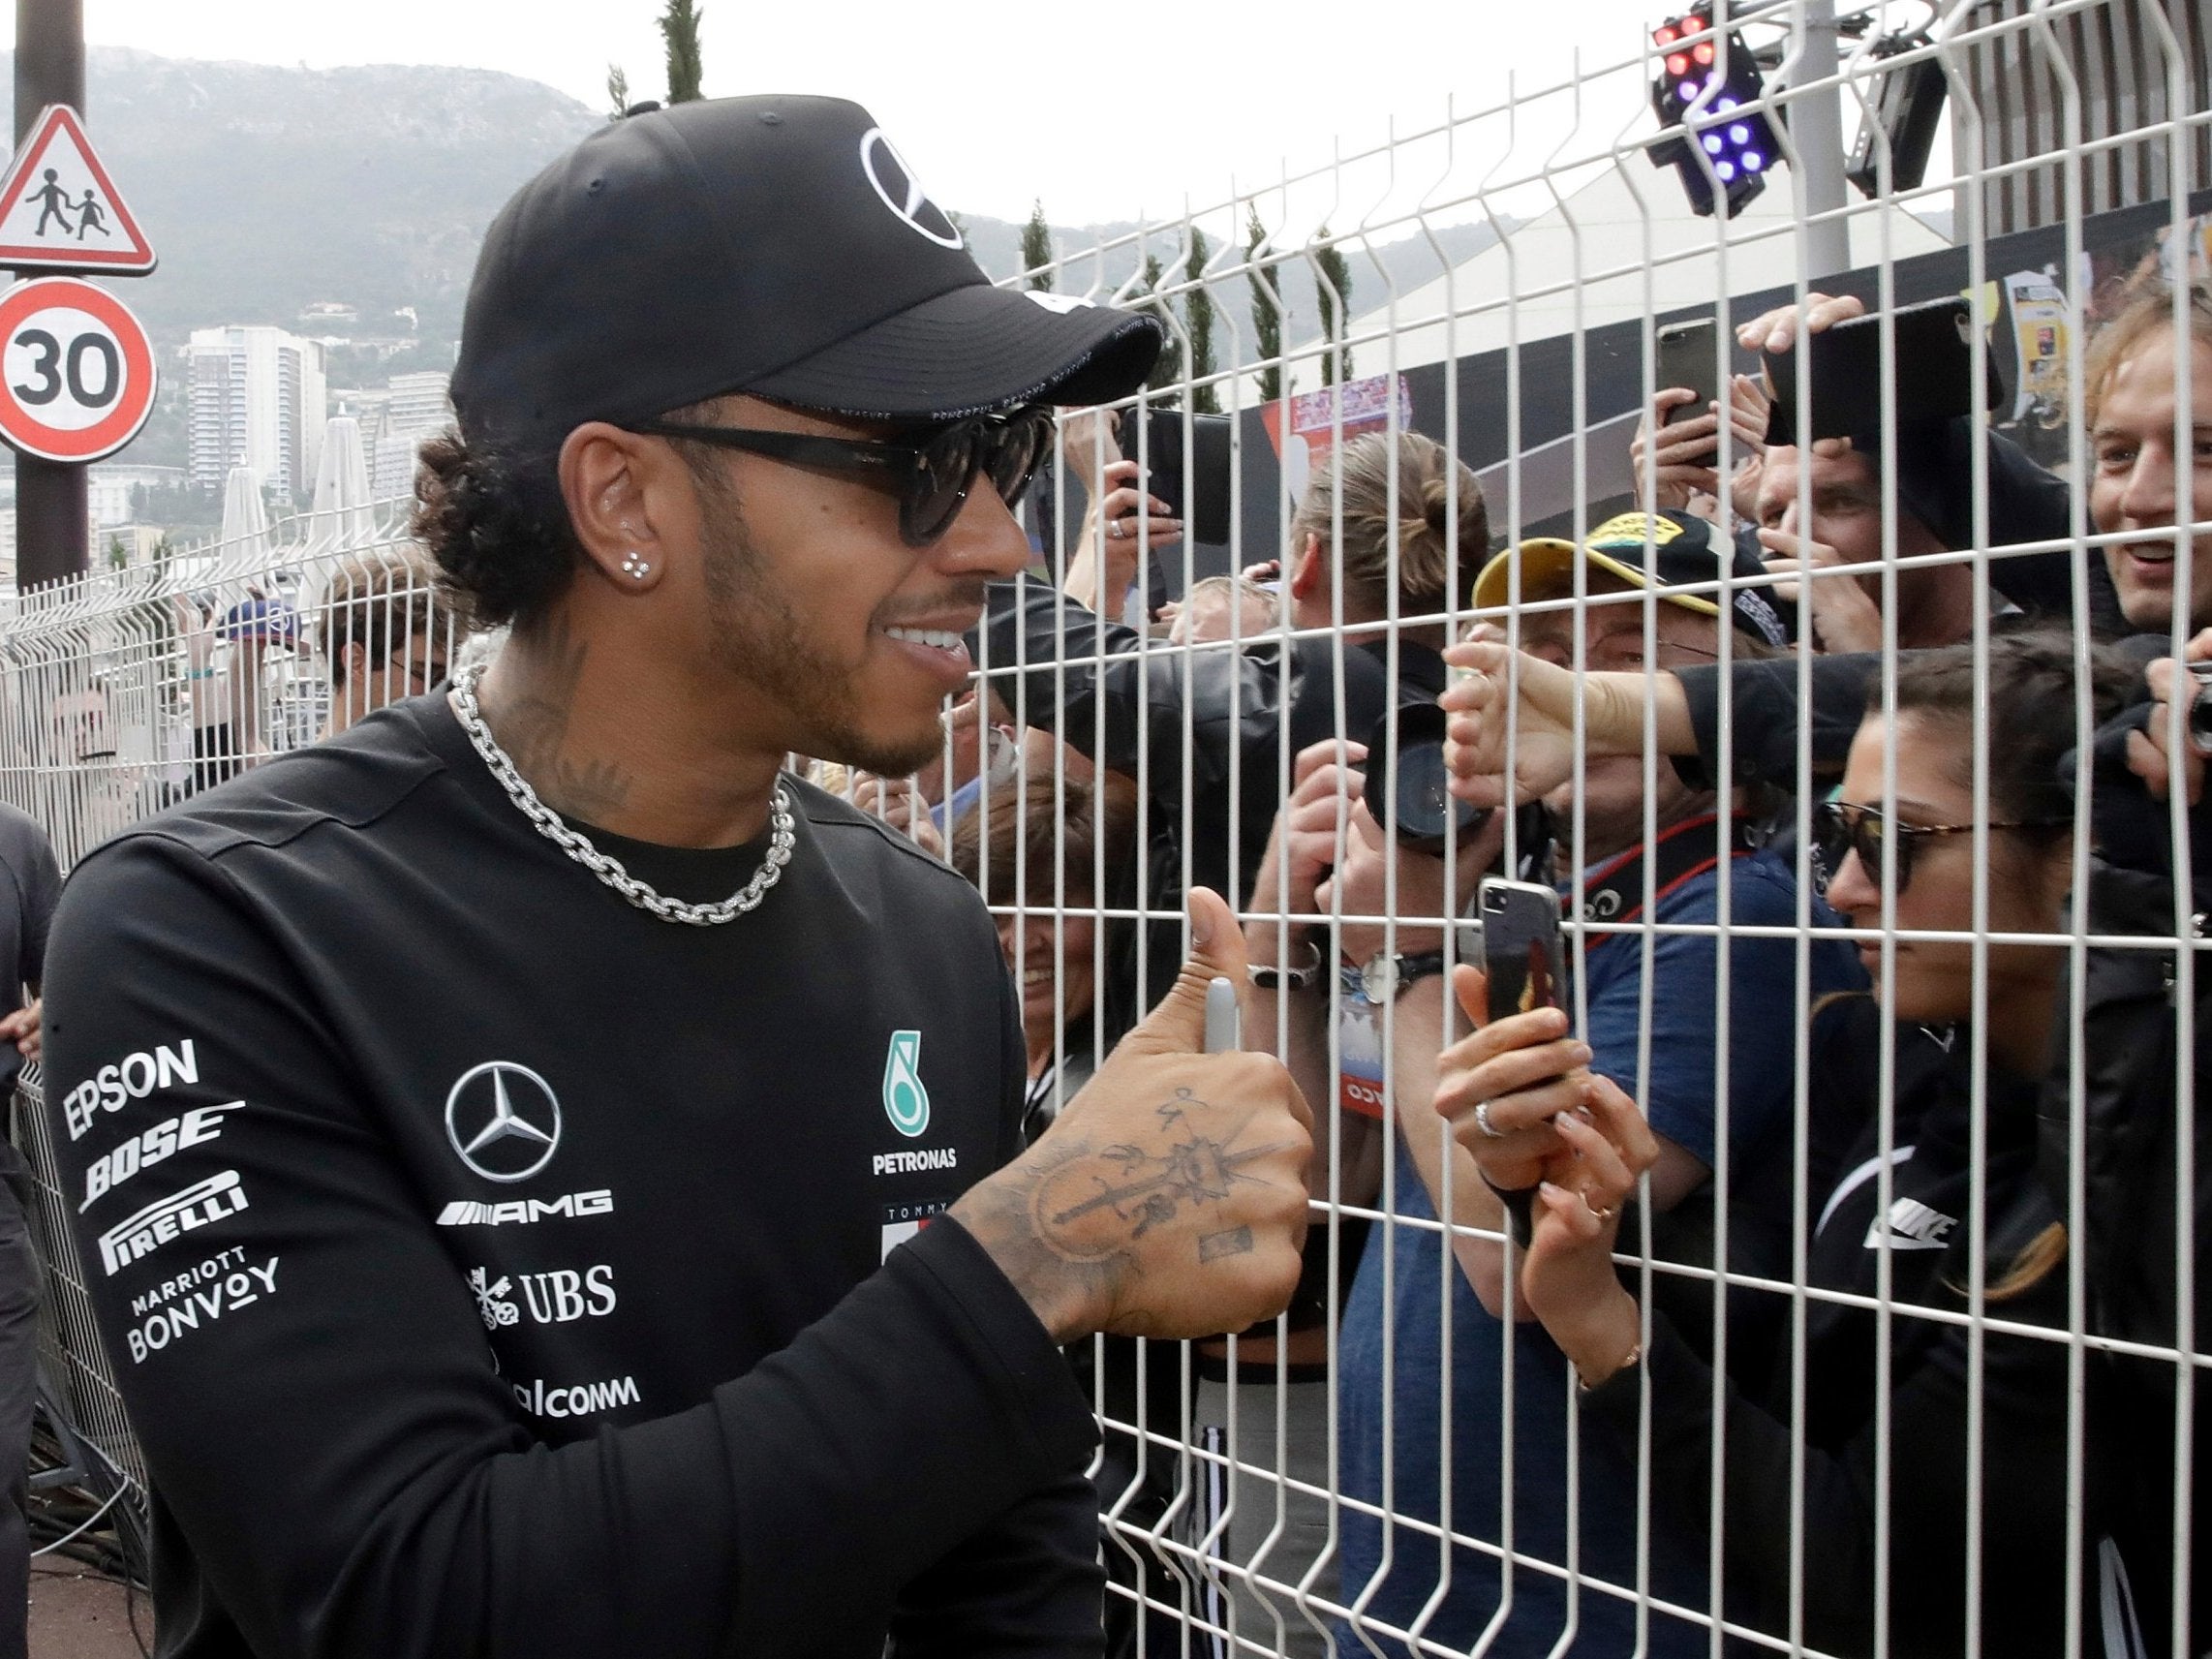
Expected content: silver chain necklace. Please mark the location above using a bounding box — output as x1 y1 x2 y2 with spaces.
450 661 796 927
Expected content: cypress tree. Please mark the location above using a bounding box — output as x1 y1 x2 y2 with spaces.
661 0 705 104
1245 207 1283 403
1020 200 1054 292
1313 229 1354 387
1183 229 1219 414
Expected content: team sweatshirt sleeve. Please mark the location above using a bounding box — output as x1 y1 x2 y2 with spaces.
975 577 1292 798
43 833 1100 1659
888 1469 1104 1657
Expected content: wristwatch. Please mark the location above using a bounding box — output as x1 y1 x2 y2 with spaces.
1360 949 1448 1002
1360 910 1484 1002
1249 938 1323 991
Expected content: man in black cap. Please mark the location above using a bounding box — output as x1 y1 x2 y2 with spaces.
38 96 1310 1657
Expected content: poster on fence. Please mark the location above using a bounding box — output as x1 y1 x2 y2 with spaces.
2002 270 2070 424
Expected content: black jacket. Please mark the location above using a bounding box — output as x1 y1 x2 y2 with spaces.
1671 631 2168 795
2039 825 2212 1657
41 697 1101 1659
1585 1004 2105 1657
976 578 1439 912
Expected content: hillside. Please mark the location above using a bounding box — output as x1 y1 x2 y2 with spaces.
61 50 1504 472
71 47 601 347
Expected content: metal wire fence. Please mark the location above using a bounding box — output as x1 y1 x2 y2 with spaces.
6 0 2212 1652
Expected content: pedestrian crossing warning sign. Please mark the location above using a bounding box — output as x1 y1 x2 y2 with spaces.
0 106 154 275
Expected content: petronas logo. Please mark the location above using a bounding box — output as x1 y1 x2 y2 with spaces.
882 1030 930 1138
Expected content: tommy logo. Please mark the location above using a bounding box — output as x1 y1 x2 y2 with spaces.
881 1199 947 1262
445 1061 562 1184
858 127 963 250
882 1029 930 1138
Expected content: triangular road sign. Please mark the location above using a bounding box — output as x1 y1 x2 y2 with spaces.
0 106 155 274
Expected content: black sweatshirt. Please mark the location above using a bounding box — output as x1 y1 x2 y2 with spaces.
1583 1002 2120 1657
40 695 1103 1659
1669 630 2167 794
975 577 1418 908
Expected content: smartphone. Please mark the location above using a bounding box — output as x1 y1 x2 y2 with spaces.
1762 294 2002 445
1654 317 1722 434
1123 408 1233 545
1480 877 1568 1027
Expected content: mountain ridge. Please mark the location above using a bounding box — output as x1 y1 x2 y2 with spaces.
62 49 1504 472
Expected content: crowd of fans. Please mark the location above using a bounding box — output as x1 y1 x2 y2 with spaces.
18 273 2208 1657
784 278 2211 1658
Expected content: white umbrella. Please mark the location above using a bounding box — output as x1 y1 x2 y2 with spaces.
310 415 375 546
218 467 272 563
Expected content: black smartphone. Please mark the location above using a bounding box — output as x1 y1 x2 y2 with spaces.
1655 317 1722 432
1762 294 2002 445
1480 877 1568 1027
1122 408 1233 545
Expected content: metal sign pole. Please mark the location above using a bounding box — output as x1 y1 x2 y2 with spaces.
13 0 84 590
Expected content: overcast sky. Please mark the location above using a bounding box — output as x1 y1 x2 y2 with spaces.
87 0 1697 226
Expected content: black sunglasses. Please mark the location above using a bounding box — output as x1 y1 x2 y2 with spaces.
630 406 1056 547
1809 799 2068 894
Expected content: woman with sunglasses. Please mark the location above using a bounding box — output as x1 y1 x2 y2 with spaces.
1441 631 2137 1657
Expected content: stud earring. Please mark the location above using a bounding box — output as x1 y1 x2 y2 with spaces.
620 553 649 579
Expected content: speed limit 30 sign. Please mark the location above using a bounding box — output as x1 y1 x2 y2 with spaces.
0 276 155 464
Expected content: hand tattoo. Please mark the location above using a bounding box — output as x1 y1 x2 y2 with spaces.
1031 1090 1297 1254
1197 1226 1255 1263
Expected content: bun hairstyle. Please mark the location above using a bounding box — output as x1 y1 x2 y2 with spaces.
411 432 586 631
1288 431 1488 616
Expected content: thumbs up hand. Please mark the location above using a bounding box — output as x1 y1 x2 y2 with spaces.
952 888 1313 1342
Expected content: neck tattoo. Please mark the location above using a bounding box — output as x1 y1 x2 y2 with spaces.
450 661 796 927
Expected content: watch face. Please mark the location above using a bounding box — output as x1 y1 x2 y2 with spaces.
1361 953 1397 1003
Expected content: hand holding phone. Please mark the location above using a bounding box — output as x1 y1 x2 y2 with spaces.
1761 294 2002 445
1655 318 1722 428
1426 881 1589 1201
1480 878 1567 1026
1123 408 1234 545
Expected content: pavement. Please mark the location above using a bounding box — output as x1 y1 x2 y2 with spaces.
28 1567 142 1658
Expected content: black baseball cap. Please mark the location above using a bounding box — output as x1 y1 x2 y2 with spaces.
450 95 1161 451
1472 509 1792 649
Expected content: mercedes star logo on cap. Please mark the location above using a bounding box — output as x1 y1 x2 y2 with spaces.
445 1060 563 1183
858 126 964 250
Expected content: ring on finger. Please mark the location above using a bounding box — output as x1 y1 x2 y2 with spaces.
1474 1100 1507 1140
1582 1191 1614 1221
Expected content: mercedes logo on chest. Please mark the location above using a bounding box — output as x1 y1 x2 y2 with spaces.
445 1061 563 1183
